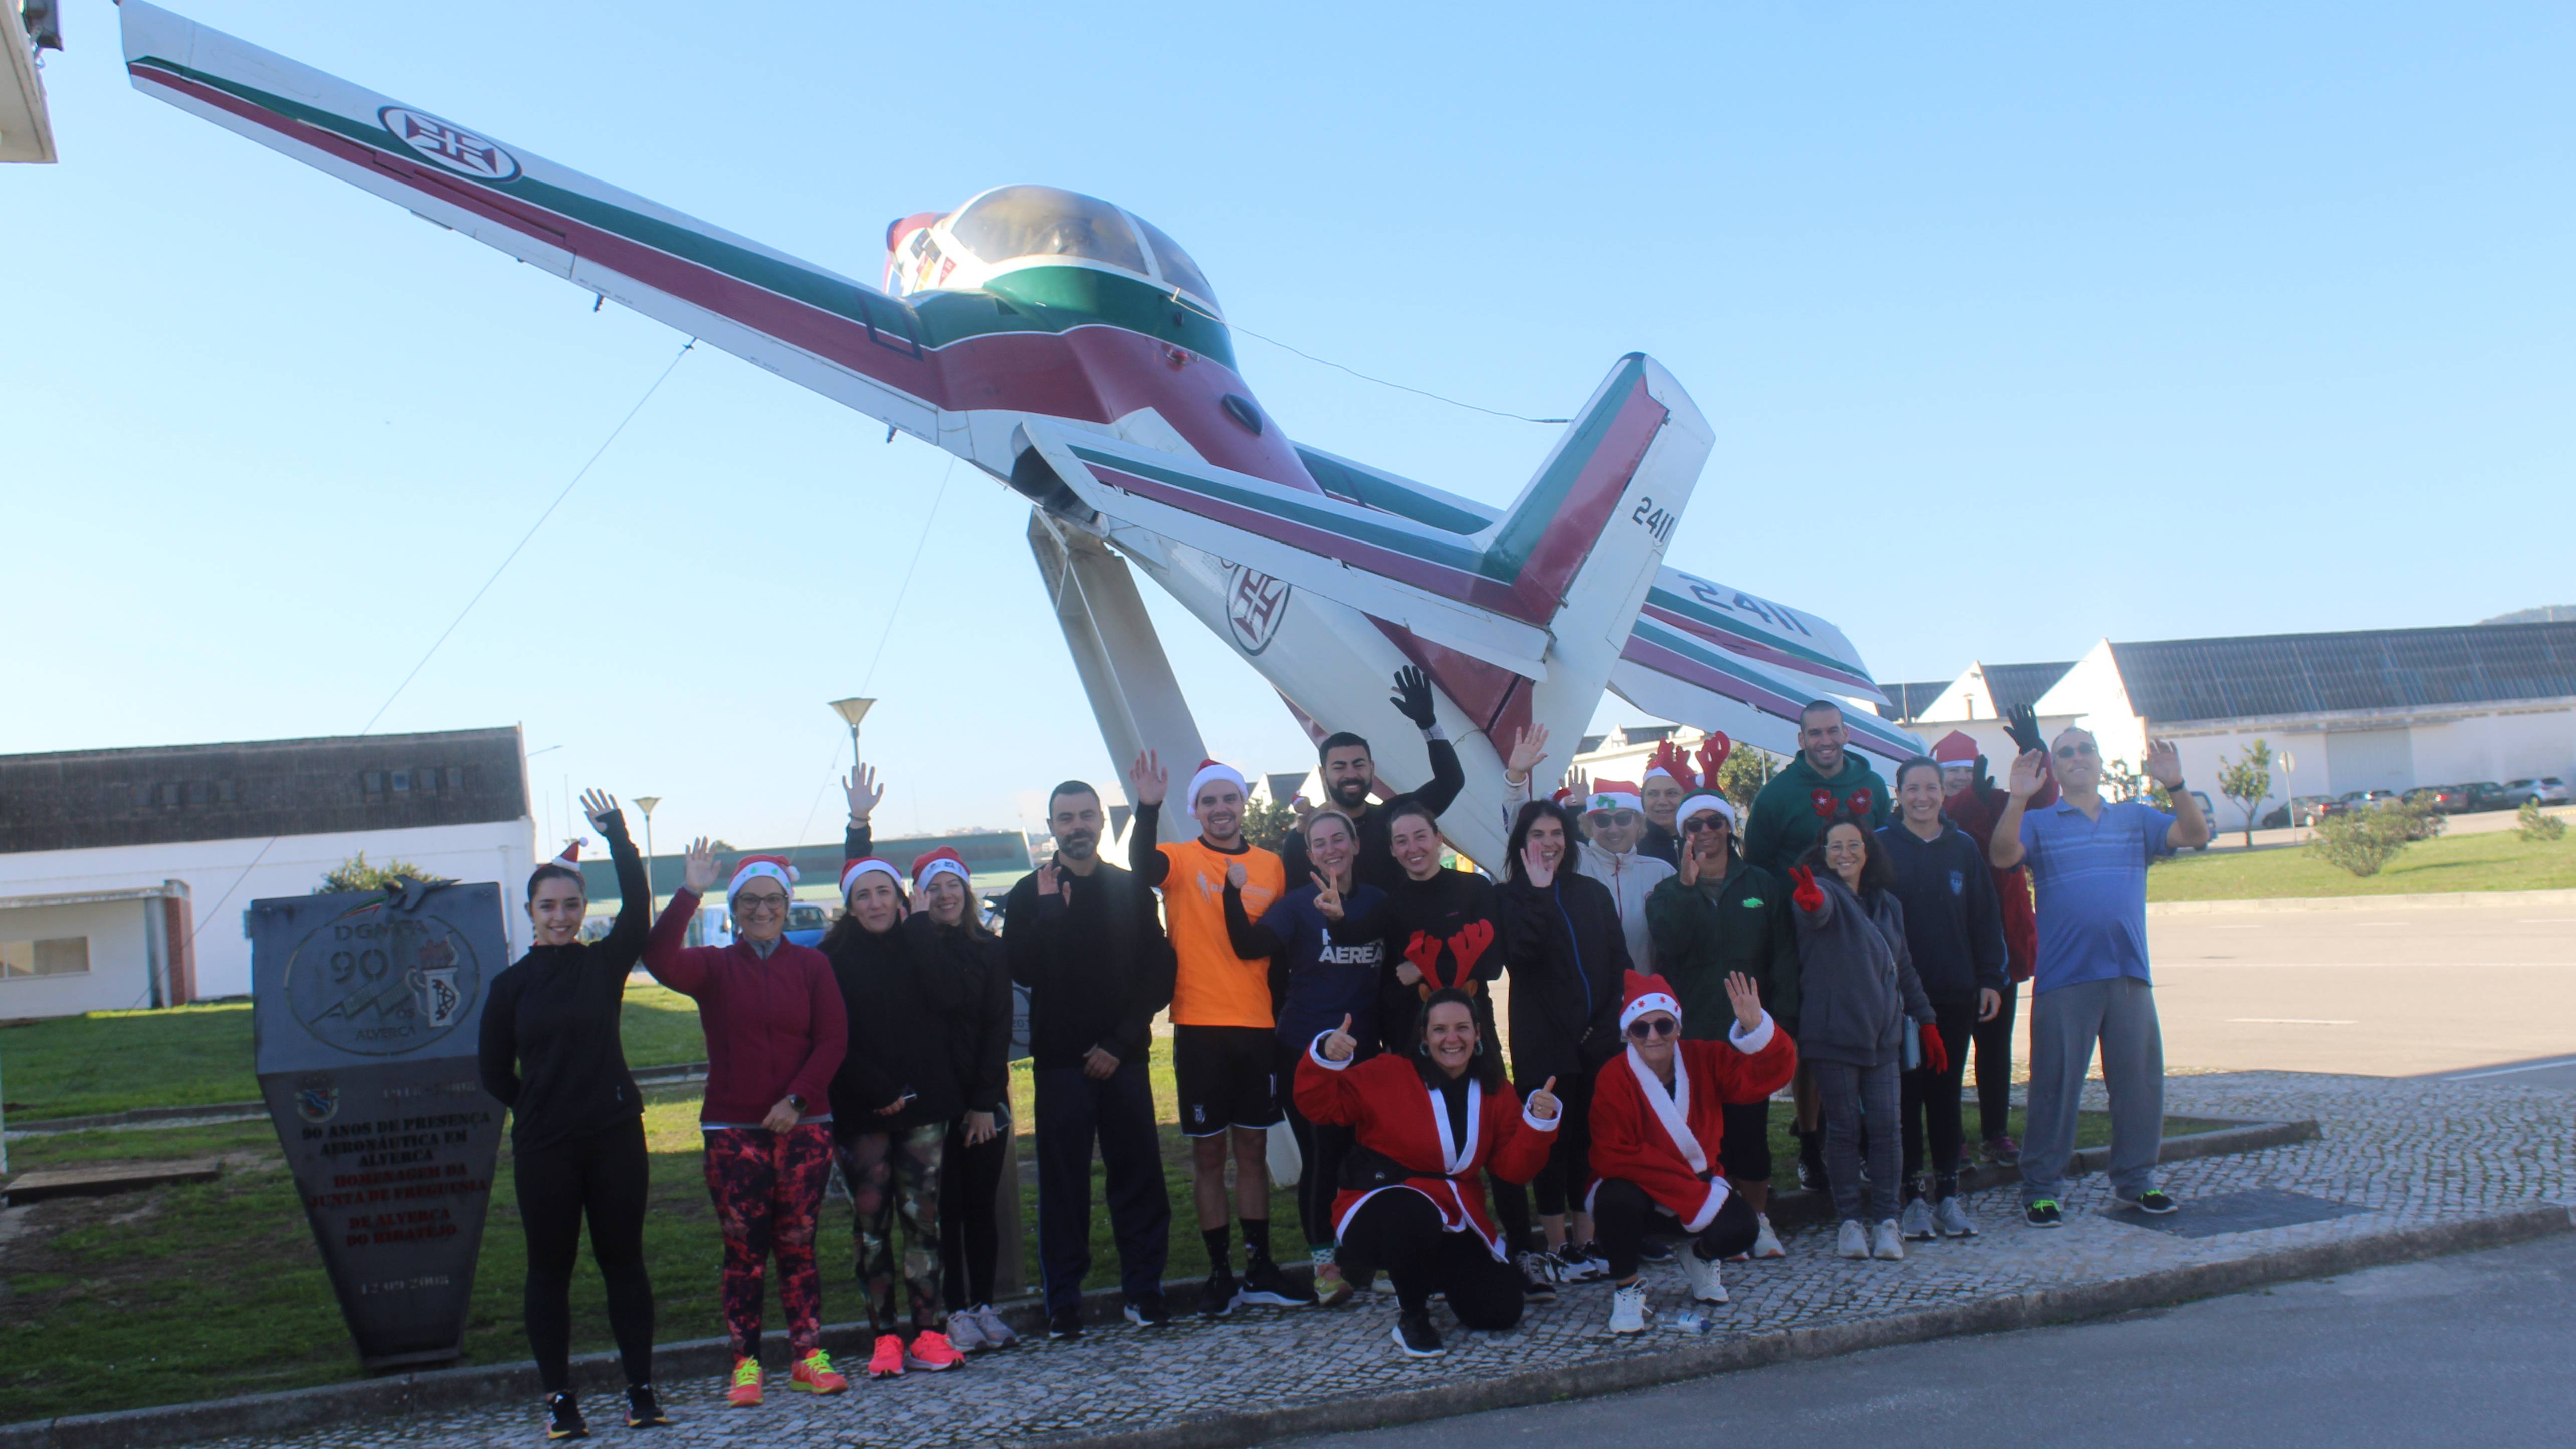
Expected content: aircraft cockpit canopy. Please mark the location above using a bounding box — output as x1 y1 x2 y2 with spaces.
928 184 1219 314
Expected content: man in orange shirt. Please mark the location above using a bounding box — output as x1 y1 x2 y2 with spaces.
1127 751 1314 1314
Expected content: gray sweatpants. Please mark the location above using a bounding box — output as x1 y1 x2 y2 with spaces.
1811 1058 1901 1225
2020 975 2164 1204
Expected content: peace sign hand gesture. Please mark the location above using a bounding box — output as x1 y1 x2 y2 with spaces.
1310 871 1344 922
1525 1075 1561 1123
845 763 884 823
579 789 621 835
1320 1014 1358 1063
681 837 718 893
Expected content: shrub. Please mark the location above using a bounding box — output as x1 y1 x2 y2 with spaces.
2304 807 2415 877
317 851 456 893
2385 798 2446 842
2520 799 2568 843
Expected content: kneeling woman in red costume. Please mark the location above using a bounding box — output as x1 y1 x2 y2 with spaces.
1296 989 1562 1358
1587 970 1797 1334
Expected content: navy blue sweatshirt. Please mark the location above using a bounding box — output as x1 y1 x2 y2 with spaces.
1876 819 2008 1005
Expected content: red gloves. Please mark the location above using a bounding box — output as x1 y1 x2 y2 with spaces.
1919 1023 1949 1076
1788 864 1825 913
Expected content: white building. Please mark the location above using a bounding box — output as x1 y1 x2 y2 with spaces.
0 728 535 1013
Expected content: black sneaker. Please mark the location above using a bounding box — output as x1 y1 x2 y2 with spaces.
1515 1253 1557 1304
2114 1188 2179 1215
1797 1147 1828 1193
544 1392 588 1441
1637 1237 1675 1264
1390 1307 1445 1358
623 1384 671 1429
1122 1295 1172 1328
1046 1307 1084 1340
1235 1255 1318 1308
1199 1265 1238 1317
2023 1199 2064 1229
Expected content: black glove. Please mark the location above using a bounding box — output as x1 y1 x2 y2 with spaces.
2003 704 2046 759
1973 754 1994 798
1390 665 1438 730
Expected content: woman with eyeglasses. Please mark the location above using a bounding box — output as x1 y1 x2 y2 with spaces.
1295 991 1562 1358
645 840 850 1407
1489 799 1628 1293
1786 817 1936 1265
1587 969 1796 1333
1644 792 1800 1259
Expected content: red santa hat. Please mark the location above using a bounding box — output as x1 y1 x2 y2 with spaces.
911 846 971 891
538 840 581 876
1583 779 1643 814
840 856 902 899
1676 793 1737 829
1619 970 1682 1034
725 853 799 899
1185 758 1246 808
1932 731 1979 770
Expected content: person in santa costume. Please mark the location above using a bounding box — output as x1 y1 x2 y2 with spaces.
1295 990 1563 1358
1932 706 2052 1166
1585 968 1797 1332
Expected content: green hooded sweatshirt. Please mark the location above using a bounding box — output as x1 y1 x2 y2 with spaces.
1742 749 1892 875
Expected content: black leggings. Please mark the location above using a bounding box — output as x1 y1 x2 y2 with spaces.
512 1116 655 1393
939 1118 1008 1310
1334 1189 1522 1328
1278 1041 1355 1251
1902 1001 1978 1193
1974 982 2020 1142
1492 1068 1592 1252
1592 1175 1759 1280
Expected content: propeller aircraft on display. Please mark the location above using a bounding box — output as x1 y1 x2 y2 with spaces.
118 2 1920 863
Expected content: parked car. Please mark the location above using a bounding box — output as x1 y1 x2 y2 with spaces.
783 899 835 948
2301 794 2349 824
2510 777 2570 806
2407 784 2472 814
2461 781 2514 811
2345 789 2407 812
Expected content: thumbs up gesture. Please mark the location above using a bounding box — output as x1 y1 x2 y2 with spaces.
1320 1014 1358 1063
1526 1075 1561 1123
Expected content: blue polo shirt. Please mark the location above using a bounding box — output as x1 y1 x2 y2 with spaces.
2017 797 2177 994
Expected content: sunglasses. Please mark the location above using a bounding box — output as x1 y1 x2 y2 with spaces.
1626 1016 1677 1040
2054 742 2100 759
1683 816 1728 834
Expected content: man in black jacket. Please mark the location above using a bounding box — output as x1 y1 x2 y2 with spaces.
1005 780 1178 1338
1878 757 2006 1241
1279 666 1466 892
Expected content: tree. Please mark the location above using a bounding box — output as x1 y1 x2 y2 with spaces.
2214 739 2273 849
1242 794 1302 853
318 851 455 893
1715 747 1776 818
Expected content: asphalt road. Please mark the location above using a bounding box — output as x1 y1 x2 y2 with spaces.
2146 899 2576 1080
1283 1233 2576 1449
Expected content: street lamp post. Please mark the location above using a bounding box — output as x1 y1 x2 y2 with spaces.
633 796 662 923
2275 751 2296 842
828 698 876 769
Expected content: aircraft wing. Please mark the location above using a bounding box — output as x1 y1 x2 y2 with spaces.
119 1 943 441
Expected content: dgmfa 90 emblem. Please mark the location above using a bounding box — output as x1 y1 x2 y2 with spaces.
378 106 521 182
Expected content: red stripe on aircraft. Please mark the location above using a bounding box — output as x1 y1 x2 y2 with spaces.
1495 376 1666 621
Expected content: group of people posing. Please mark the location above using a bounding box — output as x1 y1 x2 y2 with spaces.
477 667 2210 1435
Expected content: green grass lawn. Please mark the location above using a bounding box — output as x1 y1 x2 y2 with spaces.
2148 825 2576 902
0 985 710 1122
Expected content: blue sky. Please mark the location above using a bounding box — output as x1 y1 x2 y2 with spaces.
9 2 2568 853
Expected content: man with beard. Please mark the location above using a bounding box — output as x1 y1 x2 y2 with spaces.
1006 781 1178 1338
1744 701 1892 875
1280 666 1466 892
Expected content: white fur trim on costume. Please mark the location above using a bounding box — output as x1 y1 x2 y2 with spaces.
1683 1177 1731 1234
1728 1010 1776 1055
913 856 970 889
1586 789 1642 814
1677 794 1737 828
1433 1079 1483 1177
726 859 797 898
840 858 901 898
1620 991 1682 1034
1307 1030 1354 1071
1626 1044 1707 1176
1186 761 1247 807
1521 1095 1562 1133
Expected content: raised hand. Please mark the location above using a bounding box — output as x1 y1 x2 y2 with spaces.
1505 722 1551 783
1565 766 1592 804
2002 704 2046 760
2006 749 2049 802
1226 859 1248 890
682 837 718 893
579 788 620 834
1034 859 1067 904
2145 738 2184 789
845 763 884 822
1311 871 1344 921
1320 1013 1358 1063
1521 836 1556 889
1677 838 1702 887
1526 1075 1561 1122
1128 749 1168 807
1723 971 1764 1034
1390 665 1439 730
1919 1022 1949 1076
1788 864 1824 914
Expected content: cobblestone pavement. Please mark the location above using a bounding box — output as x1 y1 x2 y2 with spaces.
201 1072 2571 1449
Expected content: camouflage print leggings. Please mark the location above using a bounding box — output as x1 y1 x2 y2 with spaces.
701 1123 834 1359
833 1123 948 1332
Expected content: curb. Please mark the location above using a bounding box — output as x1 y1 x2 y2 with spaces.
5 1065 713 1138
1008 1202 2576 1449
2148 887 2576 916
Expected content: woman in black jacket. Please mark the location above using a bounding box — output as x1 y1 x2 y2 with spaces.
825 770 970 1379
477 790 669 1440
1492 799 1629 1289
911 847 1018 1354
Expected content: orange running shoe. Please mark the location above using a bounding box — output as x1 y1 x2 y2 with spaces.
790 1348 849 1394
866 1334 905 1380
904 1329 965 1372
725 1357 762 1408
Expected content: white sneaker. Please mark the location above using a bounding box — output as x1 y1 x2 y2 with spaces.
1678 1245 1728 1304
1837 1220 1869 1259
1900 1197 1936 1241
1750 1214 1786 1259
974 1303 1016 1347
1934 1197 1977 1238
946 1308 988 1352
1607 1281 1650 1334
1872 1219 1906 1260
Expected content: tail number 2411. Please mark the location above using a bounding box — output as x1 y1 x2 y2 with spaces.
1630 496 1678 548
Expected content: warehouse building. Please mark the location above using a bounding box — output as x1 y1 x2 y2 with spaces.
0 728 535 1012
